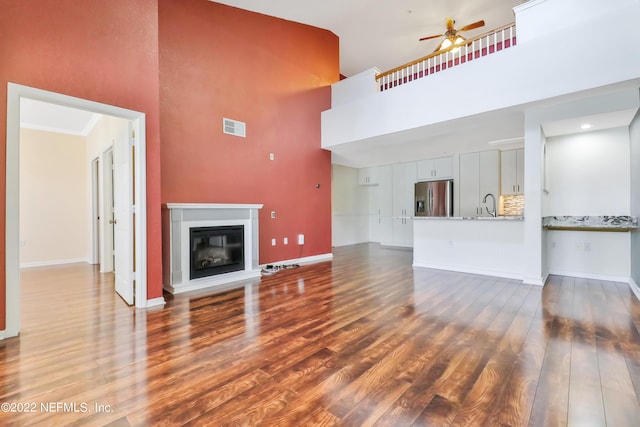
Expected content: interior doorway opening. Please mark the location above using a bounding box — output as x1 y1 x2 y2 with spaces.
4 83 150 339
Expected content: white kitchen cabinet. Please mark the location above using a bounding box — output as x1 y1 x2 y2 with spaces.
500 149 524 195
389 162 417 246
459 150 500 217
368 165 392 242
358 167 378 185
417 156 453 180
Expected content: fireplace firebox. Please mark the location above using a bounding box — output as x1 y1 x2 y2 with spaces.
190 225 244 280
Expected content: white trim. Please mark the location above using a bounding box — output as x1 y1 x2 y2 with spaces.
523 273 547 287
165 203 263 210
629 277 640 302
547 269 631 284
145 297 166 309
20 258 89 269
381 242 413 249
164 204 262 295
90 156 100 265
132 116 148 309
412 262 527 283
260 252 334 268
6 84 21 339
5 83 149 340
166 270 261 295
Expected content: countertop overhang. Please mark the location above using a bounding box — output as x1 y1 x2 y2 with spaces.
542 216 638 232
413 216 524 221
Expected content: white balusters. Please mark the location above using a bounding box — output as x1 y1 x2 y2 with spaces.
376 23 517 91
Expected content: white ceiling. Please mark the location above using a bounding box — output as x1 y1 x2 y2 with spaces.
213 0 525 77
20 98 101 137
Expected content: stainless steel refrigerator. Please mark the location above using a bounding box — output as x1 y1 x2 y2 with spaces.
414 180 453 217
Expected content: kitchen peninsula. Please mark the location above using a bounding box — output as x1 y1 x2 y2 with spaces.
413 215 525 280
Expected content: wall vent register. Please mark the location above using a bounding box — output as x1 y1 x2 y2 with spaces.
223 117 246 138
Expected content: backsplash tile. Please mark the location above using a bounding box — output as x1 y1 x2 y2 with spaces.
501 194 525 216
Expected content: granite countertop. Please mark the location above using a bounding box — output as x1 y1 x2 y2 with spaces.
414 216 524 221
543 216 638 231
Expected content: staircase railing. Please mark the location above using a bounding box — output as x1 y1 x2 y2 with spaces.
376 23 517 92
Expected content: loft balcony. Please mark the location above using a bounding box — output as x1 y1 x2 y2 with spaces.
321 0 640 168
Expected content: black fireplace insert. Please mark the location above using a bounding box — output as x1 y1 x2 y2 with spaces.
190 225 244 280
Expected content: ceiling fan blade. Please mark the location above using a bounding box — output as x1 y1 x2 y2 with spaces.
458 20 485 32
419 34 442 41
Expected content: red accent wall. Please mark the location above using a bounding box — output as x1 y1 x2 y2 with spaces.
0 0 338 329
158 1 339 263
0 0 164 329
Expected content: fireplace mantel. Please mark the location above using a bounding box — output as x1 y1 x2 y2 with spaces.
162 203 263 294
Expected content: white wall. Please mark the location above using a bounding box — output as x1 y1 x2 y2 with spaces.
545 128 630 215
630 108 640 293
544 127 631 280
546 230 630 281
322 0 640 151
86 115 127 160
20 128 89 266
331 165 369 246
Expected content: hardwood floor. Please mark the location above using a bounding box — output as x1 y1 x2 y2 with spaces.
2 243 640 426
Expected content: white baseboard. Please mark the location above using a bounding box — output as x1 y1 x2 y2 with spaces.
412 262 524 282
523 273 547 287
145 297 166 308
260 252 333 269
381 242 413 249
547 269 631 284
20 258 89 269
629 277 640 301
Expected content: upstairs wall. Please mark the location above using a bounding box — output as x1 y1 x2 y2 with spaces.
322 0 640 151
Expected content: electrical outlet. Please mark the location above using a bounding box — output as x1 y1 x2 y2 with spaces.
271 211 276 219
271 238 276 246
298 234 304 245
284 237 288 245
269 153 275 160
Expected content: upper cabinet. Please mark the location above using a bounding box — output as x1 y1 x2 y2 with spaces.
459 150 500 217
501 149 524 195
358 166 378 186
417 156 453 180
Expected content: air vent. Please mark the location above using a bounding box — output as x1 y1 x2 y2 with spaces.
223 117 246 138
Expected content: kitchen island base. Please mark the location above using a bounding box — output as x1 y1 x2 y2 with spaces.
413 217 525 281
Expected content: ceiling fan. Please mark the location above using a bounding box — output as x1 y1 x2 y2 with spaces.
419 18 486 52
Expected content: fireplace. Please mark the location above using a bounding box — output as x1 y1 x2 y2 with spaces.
190 225 244 279
163 203 263 294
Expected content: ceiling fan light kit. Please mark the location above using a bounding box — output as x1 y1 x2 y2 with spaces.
420 18 486 52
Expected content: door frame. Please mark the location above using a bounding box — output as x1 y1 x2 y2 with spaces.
100 148 115 273
5 83 149 339
90 156 100 265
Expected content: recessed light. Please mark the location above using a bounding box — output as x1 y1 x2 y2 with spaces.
580 123 592 130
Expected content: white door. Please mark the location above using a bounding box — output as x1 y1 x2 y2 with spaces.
113 125 134 305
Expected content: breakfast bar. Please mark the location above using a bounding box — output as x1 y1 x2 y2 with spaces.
413 216 525 280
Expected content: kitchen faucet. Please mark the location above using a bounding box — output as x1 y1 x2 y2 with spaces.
482 193 497 217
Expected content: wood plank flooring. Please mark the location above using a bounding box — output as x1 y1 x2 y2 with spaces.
2 243 640 426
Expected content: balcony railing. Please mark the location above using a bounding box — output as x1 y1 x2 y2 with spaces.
376 23 517 92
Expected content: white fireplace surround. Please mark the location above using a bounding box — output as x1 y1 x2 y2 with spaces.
163 203 263 294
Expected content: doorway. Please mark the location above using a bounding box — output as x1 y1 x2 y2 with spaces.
4 83 149 339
